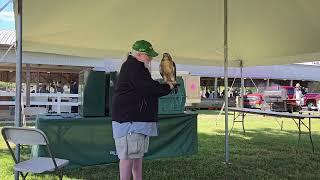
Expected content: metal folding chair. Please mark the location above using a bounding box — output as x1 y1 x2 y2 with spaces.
1 126 69 180
22 107 47 127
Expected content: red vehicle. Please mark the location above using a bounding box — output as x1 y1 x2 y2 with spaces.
302 93 320 110
243 93 264 109
277 86 297 108
265 85 295 98
303 93 320 107
263 85 298 112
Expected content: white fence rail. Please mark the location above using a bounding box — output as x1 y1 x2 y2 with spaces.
0 92 79 113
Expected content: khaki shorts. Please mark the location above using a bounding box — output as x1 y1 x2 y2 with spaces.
114 133 149 160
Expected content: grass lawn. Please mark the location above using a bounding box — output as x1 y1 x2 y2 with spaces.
1 110 320 179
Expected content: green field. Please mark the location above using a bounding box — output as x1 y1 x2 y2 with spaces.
1 110 320 179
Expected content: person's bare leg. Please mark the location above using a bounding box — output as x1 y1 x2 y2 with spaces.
132 158 143 180
119 159 133 180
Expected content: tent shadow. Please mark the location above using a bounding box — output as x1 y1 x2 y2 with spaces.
34 129 320 179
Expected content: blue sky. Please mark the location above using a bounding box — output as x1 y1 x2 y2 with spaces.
0 0 14 30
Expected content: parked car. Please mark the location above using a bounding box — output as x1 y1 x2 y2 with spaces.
304 93 320 106
243 93 264 109
304 93 320 110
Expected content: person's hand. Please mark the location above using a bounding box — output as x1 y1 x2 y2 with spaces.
166 82 175 90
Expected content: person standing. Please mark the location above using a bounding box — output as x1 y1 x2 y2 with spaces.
56 81 64 93
294 83 304 108
70 80 78 113
39 84 49 93
112 40 174 180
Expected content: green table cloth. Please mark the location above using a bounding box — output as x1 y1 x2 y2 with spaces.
33 113 198 168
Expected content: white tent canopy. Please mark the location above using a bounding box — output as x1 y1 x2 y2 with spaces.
2 49 320 81
11 0 320 169
102 59 320 81
17 0 320 67
176 64 320 81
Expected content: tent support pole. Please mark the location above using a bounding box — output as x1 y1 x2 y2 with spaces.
223 0 230 164
26 64 31 107
240 60 244 108
14 0 23 179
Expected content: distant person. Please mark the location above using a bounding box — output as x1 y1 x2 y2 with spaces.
294 83 304 108
39 84 49 93
70 80 78 94
201 90 206 98
205 90 210 98
301 86 307 95
56 81 64 93
50 82 56 93
38 84 49 108
234 89 239 97
208 91 214 99
229 88 234 97
70 80 79 113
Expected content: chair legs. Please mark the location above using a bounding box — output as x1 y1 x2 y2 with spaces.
20 172 28 180
18 171 64 180
59 170 64 180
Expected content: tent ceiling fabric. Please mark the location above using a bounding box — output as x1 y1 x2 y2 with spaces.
17 0 320 67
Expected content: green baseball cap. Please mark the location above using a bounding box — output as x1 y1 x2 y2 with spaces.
132 40 159 57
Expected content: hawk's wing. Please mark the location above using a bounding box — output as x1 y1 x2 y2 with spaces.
159 63 164 78
172 61 176 81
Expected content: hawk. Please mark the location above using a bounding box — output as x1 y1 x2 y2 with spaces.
160 53 179 93
160 53 176 83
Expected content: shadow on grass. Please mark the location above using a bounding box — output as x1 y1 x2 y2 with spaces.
0 122 35 127
2 125 320 179
36 130 320 180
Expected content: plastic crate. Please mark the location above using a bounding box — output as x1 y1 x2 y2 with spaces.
158 77 186 114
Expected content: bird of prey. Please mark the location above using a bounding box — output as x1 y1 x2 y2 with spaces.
160 53 179 93
160 53 176 84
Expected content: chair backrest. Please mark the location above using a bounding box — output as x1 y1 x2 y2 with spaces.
1 126 60 171
23 107 47 116
1 127 49 145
